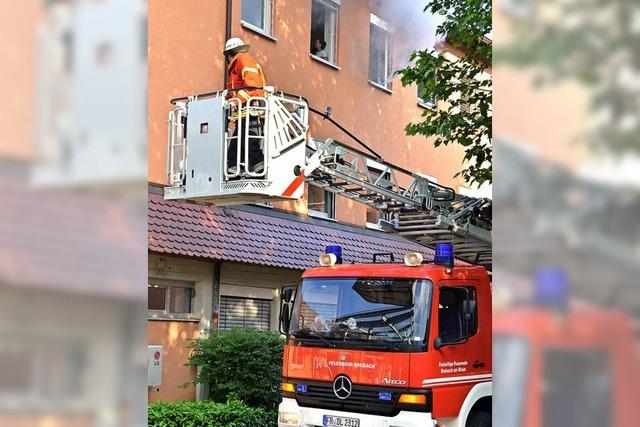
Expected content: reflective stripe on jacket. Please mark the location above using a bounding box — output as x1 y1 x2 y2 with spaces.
226 52 266 104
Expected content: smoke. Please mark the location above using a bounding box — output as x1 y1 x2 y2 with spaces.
376 0 445 77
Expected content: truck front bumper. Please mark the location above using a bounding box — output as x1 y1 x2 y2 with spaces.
278 397 436 427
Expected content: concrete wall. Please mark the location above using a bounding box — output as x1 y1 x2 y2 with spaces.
148 0 470 225
147 253 301 402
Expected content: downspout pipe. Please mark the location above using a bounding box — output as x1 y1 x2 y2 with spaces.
224 0 233 83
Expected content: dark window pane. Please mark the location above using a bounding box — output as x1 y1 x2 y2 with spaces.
242 0 265 29
308 185 327 213
148 286 166 310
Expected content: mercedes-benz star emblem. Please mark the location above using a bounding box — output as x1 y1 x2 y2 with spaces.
332 375 352 400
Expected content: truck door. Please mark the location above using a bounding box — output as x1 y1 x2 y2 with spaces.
427 281 489 418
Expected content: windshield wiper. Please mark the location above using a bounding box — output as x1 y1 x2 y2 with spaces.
381 315 413 345
293 330 336 348
337 322 400 351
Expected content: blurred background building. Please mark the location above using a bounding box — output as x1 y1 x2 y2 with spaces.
1 1 147 426
147 0 491 402
493 0 640 425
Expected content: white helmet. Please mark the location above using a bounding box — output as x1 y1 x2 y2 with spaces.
224 37 250 56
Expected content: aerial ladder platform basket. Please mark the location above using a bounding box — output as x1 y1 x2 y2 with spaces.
165 88 492 268
166 86 309 204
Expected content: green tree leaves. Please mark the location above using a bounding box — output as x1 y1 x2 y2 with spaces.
397 0 492 185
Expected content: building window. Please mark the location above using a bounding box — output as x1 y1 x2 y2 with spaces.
368 14 392 90
0 339 86 402
417 82 435 108
308 185 335 219
148 280 196 319
365 207 380 228
417 51 439 107
365 160 390 229
219 296 271 331
459 183 492 199
438 286 478 344
310 0 339 65
241 0 273 35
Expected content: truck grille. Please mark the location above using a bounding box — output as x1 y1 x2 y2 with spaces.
294 381 401 416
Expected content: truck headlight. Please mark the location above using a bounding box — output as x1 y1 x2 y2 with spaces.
278 411 301 425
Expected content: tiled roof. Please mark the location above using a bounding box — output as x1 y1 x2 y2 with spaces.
0 174 146 300
148 188 438 270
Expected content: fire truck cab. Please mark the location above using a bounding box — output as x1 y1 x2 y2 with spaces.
494 300 640 427
278 246 492 427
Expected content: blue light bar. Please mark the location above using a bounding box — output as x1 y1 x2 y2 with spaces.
534 267 569 310
325 245 343 264
296 384 308 393
434 243 454 268
378 392 392 401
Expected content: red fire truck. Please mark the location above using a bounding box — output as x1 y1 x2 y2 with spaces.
277 246 492 427
164 89 494 426
493 269 640 427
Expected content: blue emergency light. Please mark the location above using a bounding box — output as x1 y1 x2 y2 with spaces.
378 392 392 401
534 267 569 309
325 245 343 264
434 243 454 268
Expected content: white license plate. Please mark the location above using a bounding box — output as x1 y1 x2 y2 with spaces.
323 415 360 427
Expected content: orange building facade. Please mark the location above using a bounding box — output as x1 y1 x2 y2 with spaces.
147 0 477 403
148 0 471 214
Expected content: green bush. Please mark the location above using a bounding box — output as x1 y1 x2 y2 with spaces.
148 399 277 427
187 329 284 411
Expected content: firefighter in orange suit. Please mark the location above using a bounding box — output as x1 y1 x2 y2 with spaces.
224 37 267 175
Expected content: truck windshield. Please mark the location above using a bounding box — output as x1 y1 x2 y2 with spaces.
288 278 431 352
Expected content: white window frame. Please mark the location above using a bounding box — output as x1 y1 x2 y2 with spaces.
148 279 197 320
307 184 336 220
0 337 90 409
417 51 439 108
364 159 390 230
459 183 492 199
417 83 435 109
416 173 438 184
241 0 274 37
368 13 393 91
310 0 340 66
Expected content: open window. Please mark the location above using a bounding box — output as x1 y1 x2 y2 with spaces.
437 286 478 346
310 0 339 65
308 184 336 219
368 13 393 90
365 159 391 229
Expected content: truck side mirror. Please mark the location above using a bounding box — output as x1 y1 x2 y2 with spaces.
282 287 294 303
434 336 443 350
279 285 297 335
280 304 291 334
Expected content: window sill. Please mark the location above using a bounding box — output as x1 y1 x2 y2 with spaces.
418 100 436 110
365 222 385 231
368 80 393 94
148 313 200 322
310 54 341 70
308 210 337 221
241 20 278 42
